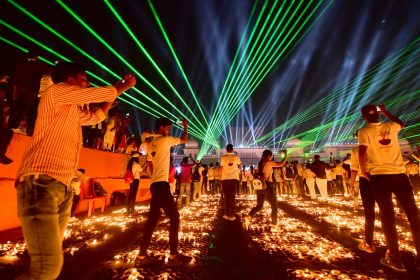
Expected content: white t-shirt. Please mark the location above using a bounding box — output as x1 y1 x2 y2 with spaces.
220 153 242 180
358 121 405 175
147 136 180 183
132 162 144 179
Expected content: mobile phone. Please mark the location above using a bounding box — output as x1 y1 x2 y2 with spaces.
278 150 286 159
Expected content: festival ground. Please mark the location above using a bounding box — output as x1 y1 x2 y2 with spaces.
1 194 420 280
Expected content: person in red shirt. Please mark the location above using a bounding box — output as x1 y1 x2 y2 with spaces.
177 156 197 208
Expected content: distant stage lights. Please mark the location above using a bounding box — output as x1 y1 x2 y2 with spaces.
201 0 330 155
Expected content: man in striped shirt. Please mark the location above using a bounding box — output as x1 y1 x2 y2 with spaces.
15 62 136 280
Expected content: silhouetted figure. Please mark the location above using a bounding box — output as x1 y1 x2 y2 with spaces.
10 51 50 135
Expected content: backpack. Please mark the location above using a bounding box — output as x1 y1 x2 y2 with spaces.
124 169 134 184
192 167 201 182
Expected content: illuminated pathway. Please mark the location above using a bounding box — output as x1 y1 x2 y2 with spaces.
1 195 420 279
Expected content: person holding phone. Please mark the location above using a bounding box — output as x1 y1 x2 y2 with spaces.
243 149 287 232
358 103 420 272
220 144 242 220
15 62 136 279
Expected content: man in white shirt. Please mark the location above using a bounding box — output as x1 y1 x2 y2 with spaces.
138 117 191 266
358 103 420 272
220 144 242 220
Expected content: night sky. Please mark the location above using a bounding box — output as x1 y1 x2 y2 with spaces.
1 0 419 149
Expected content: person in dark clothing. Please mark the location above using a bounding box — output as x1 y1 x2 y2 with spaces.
9 51 50 135
0 75 13 164
310 155 328 200
137 117 191 266
358 103 420 272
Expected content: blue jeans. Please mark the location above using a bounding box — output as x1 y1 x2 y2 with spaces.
222 179 238 217
16 174 73 280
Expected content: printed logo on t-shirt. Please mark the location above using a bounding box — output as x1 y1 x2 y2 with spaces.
150 143 157 158
378 123 391 146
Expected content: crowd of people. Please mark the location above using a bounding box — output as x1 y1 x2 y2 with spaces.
164 154 361 207
0 51 141 167
4 52 420 278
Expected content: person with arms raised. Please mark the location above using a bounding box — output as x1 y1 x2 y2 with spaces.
15 62 136 279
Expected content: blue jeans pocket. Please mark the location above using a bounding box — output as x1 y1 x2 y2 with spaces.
17 175 67 216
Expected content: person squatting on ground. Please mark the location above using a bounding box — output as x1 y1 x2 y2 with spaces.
126 152 148 215
137 117 192 266
243 149 287 232
220 144 242 220
350 147 376 254
358 103 420 272
15 61 136 279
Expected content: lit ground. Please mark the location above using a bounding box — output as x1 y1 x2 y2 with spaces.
1 193 420 279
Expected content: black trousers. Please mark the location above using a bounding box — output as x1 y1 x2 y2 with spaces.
371 174 420 262
222 179 238 217
359 178 375 246
127 179 140 214
140 182 180 255
248 183 278 225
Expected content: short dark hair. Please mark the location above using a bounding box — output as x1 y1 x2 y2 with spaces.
262 149 272 159
361 104 379 122
52 62 86 83
314 155 320 160
226 144 234 152
156 117 173 129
